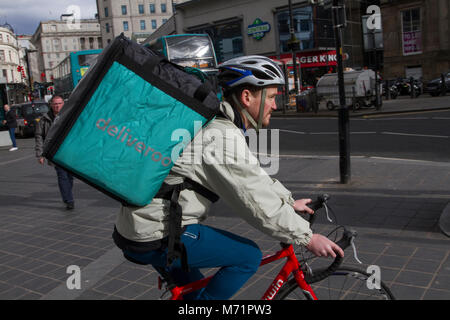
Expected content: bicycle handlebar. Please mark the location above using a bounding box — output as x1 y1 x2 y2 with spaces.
304 228 357 284
305 193 330 225
295 194 359 284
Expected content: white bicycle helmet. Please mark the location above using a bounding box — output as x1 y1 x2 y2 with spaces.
218 56 285 131
218 55 285 90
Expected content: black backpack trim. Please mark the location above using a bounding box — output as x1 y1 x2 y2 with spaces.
155 178 219 272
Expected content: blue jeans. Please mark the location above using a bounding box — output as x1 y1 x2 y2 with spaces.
9 128 16 147
124 224 262 300
54 166 74 203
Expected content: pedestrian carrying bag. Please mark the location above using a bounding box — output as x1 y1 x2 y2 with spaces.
43 34 220 207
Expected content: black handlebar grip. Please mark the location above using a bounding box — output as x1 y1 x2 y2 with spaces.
306 194 329 225
303 229 356 284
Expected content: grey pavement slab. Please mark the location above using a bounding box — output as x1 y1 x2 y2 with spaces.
0 128 449 300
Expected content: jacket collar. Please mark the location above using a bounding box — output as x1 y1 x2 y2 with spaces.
219 101 245 131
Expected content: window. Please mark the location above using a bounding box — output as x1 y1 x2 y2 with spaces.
161 4 167 13
0 50 5 62
140 20 146 30
98 37 103 49
139 4 144 14
104 7 109 17
89 37 94 49
121 5 127 15
162 19 168 24
123 21 129 31
401 8 421 55
80 38 86 50
152 20 157 29
53 38 61 51
106 23 110 33
191 23 243 63
276 6 315 53
150 4 155 13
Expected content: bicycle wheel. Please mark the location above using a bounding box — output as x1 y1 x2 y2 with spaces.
275 266 395 300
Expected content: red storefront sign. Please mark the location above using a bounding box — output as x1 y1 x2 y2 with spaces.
271 50 339 68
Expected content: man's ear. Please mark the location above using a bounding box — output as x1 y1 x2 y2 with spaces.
239 89 253 109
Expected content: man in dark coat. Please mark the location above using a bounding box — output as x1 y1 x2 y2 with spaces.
35 96 75 210
2 104 18 151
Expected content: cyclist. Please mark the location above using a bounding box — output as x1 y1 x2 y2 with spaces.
113 55 344 300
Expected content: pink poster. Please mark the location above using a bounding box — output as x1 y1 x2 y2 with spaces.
403 31 422 55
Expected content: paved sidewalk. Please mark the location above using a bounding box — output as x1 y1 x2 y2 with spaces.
0 135 448 300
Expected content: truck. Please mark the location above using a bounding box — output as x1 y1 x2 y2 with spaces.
316 69 381 111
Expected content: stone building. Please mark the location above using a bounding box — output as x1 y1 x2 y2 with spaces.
96 0 188 47
30 17 102 83
380 0 450 81
0 23 30 105
145 0 379 87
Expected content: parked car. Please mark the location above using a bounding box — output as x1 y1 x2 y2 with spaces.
425 72 450 96
11 101 49 137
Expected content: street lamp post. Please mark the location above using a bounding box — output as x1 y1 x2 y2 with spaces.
288 0 300 95
311 0 350 184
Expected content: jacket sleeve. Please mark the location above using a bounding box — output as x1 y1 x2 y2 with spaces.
6 111 17 127
34 119 45 158
198 125 313 247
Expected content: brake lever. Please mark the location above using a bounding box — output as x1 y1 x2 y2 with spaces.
350 235 362 264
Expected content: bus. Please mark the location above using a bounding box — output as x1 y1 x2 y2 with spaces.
52 49 102 99
144 34 218 75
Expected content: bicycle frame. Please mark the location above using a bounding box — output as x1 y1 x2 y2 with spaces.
162 243 318 300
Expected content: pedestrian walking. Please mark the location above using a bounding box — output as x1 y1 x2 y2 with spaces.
2 104 18 151
35 96 75 210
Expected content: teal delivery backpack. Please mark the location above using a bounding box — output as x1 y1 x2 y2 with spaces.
43 34 220 208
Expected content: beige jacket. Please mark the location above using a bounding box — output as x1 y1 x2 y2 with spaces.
115 101 313 247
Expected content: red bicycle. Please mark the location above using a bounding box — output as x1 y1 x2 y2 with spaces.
127 194 395 300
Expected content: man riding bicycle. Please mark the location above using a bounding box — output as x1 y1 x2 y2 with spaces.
112 55 344 300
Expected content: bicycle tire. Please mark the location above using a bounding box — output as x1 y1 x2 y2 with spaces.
275 266 395 300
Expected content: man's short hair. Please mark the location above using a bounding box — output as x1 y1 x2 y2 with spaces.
223 84 261 104
49 95 64 104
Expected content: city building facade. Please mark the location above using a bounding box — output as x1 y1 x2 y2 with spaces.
96 0 188 47
380 0 450 81
0 23 30 105
30 17 102 83
146 0 380 87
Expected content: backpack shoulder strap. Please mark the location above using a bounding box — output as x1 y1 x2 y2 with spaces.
155 178 219 271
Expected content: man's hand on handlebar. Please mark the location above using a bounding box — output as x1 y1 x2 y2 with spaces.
293 198 314 215
306 234 345 259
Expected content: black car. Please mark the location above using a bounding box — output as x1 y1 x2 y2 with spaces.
11 101 49 137
425 72 450 96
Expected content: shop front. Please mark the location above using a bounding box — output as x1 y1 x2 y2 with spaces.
148 0 366 85
271 50 339 92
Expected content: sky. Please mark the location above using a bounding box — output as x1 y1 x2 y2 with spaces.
0 0 98 35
